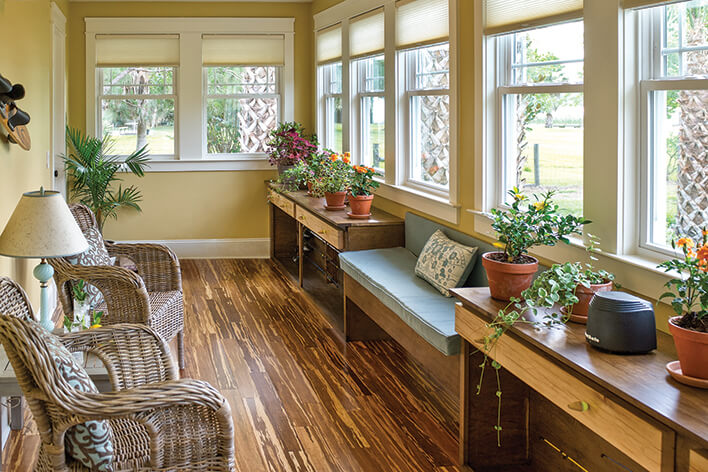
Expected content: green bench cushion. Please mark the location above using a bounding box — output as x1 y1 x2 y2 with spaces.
340 247 461 356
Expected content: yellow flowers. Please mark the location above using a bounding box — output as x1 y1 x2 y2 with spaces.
533 201 546 211
513 192 526 201
493 242 505 249
90 324 102 329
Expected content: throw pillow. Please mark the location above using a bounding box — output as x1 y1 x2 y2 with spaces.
68 227 112 308
37 323 114 471
415 229 478 297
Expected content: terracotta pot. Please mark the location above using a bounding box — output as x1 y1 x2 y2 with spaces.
307 181 313 193
348 194 374 215
668 316 708 380
324 191 347 209
481 252 539 301
563 280 614 324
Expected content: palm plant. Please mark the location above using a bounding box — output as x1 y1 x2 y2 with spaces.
63 126 150 232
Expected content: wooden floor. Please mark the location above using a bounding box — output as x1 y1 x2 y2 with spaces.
3 259 461 471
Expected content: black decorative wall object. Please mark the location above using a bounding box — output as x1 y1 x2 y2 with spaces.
0 74 31 150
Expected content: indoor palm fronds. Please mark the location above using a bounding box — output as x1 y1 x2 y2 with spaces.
63 126 150 232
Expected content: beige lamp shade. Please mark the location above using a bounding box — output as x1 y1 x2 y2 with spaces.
0 190 88 259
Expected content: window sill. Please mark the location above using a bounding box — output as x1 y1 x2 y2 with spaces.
468 209 677 304
376 182 459 224
123 158 275 173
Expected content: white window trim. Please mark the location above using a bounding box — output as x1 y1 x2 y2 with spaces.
85 17 295 172
314 0 459 224
202 66 282 159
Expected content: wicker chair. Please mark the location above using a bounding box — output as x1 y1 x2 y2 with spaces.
0 276 34 321
0 311 235 470
50 204 185 369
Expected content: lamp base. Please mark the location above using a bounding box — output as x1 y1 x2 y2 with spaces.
33 259 55 331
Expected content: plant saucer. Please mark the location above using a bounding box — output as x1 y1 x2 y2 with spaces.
347 212 371 219
666 361 708 389
560 306 588 324
324 204 346 211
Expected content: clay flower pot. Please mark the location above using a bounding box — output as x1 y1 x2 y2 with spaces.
348 194 374 216
561 280 614 324
324 191 347 210
481 252 539 301
668 316 708 380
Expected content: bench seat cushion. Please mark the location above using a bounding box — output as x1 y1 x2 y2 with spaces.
340 247 460 356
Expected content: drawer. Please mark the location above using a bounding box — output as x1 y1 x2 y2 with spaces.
456 304 673 472
295 207 344 250
689 449 708 472
268 189 295 217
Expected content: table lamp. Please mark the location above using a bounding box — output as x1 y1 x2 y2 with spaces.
0 189 88 330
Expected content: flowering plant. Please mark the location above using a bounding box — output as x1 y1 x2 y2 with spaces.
311 152 352 194
265 122 318 167
278 160 315 192
658 231 708 331
490 187 590 263
350 165 381 196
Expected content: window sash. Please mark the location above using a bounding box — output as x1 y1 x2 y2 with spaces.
354 56 386 171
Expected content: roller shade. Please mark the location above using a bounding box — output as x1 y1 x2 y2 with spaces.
316 23 342 64
350 8 385 59
95 35 180 67
396 0 449 49
484 0 583 36
202 34 285 66
623 0 691 9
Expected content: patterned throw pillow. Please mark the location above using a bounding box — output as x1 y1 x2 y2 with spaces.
37 324 114 471
69 227 112 308
415 229 479 297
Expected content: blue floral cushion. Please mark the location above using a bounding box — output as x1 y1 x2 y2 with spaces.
68 227 112 309
414 229 478 297
40 326 114 471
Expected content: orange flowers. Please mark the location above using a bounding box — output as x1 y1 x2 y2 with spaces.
677 237 695 249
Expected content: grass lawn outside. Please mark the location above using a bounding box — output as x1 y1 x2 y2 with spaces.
106 125 175 156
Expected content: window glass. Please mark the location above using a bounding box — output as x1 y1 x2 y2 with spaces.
512 22 584 85
205 66 280 154
99 67 175 156
321 62 343 153
356 55 385 171
661 1 708 78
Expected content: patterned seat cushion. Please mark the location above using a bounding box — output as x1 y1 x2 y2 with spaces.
414 229 479 297
37 324 114 471
68 227 112 309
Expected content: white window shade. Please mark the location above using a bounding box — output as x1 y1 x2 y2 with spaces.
95 35 180 67
202 35 285 66
484 0 583 36
396 0 449 49
317 24 342 64
350 8 385 59
622 0 689 9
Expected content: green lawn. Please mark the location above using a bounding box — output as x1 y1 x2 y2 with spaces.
106 125 175 156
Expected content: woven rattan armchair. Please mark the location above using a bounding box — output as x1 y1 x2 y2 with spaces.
0 276 34 321
0 312 235 471
50 204 185 369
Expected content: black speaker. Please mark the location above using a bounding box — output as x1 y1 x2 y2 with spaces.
585 291 657 354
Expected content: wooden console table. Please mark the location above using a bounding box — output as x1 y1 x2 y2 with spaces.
452 287 708 472
267 183 404 331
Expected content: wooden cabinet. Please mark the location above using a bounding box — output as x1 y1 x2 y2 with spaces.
452 288 707 472
268 183 404 332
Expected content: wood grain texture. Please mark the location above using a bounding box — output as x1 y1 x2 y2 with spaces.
4 259 460 471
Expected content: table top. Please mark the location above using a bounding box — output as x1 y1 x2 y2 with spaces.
451 287 708 448
268 182 404 228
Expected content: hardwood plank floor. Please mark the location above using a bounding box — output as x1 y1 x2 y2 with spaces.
3 259 460 471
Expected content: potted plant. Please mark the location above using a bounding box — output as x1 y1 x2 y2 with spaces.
63 127 150 232
265 122 318 175
658 232 708 380
313 152 352 210
483 188 589 301
278 160 315 192
348 163 381 218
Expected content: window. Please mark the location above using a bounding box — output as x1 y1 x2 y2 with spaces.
205 66 280 155
320 62 343 153
86 19 295 170
639 0 708 251
354 55 385 171
402 43 451 190
494 21 584 214
98 66 176 157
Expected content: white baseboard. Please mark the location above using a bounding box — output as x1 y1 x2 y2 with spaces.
117 238 271 259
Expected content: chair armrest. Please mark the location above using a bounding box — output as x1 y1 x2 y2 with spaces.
49 259 150 325
58 324 178 390
62 380 235 470
106 242 182 292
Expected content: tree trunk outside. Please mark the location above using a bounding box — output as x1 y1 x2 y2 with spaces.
545 113 553 128
136 118 148 151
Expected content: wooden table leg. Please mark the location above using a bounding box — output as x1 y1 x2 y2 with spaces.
298 222 304 288
459 340 470 466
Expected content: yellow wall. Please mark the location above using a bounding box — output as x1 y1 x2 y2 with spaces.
67 2 314 241
0 0 66 304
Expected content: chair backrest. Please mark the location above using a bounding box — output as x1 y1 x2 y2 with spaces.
69 203 100 236
0 277 34 321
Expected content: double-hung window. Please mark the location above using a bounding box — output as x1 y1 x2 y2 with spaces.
492 21 584 214
317 24 344 153
351 8 386 171
96 35 179 158
635 0 708 252
397 0 451 192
